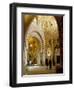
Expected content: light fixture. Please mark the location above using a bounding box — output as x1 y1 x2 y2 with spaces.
29 44 33 47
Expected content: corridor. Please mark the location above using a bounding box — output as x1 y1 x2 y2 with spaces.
22 14 63 75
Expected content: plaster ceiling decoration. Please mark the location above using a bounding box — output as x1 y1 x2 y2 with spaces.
35 15 59 50
37 15 59 40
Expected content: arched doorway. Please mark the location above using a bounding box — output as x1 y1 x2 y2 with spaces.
27 36 41 65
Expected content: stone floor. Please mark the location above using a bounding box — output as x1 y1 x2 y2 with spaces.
23 65 56 75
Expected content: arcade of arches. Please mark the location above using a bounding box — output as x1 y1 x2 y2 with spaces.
22 15 63 75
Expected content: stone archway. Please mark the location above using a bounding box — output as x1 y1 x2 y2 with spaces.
37 16 60 67
23 16 45 66
23 15 60 66
27 36 41 65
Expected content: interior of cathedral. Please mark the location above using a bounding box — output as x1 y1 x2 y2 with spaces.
22 14 63 75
